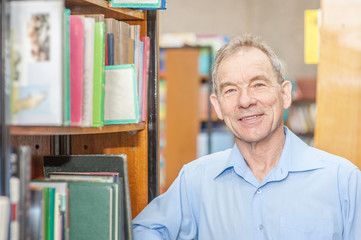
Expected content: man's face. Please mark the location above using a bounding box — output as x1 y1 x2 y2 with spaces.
210 47 292 145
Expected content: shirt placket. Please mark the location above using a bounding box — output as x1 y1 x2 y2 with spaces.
252 185 267 240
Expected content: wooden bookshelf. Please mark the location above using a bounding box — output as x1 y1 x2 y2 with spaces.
160 48 200 191
8 0 159 227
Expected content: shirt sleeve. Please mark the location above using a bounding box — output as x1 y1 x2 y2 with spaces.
132 166 198 240
342 168 361 240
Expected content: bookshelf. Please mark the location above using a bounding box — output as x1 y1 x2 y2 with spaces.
159 47 222 191
285 78 317 146
159 47 200 191
3 0 159 228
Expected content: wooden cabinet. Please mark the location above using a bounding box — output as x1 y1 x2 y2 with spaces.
315 0 361 168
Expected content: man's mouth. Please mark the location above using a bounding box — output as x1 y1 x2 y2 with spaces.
240 114 262 121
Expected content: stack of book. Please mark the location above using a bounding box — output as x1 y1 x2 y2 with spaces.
9 0 150 127
3 146 133 240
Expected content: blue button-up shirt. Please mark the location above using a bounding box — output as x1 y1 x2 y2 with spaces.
133 127 361 240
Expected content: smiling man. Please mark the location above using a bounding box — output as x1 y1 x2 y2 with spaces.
132 34 361 240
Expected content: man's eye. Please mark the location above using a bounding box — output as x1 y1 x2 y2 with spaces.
255 83 264 87
225 89 236 94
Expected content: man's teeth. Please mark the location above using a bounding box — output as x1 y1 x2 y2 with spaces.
242 115 257 120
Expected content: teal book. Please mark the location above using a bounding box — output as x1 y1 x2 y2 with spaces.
63 9 71 126
68 181 119 240
92 21 106 127
48 188 55 240
109 0 163 9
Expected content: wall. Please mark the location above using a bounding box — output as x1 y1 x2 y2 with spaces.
159 0 320 80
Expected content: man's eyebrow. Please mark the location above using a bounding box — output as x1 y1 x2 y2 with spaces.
218 81 236 92
249 75 272 84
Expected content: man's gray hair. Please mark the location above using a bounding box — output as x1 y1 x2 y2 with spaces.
211 33 286 95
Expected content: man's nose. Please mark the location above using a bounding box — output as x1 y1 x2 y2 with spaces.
237 89 256 108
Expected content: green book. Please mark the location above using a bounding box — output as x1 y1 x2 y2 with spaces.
68 181 118 240
48 188 55 240
92 21 106 127
62 9 71 126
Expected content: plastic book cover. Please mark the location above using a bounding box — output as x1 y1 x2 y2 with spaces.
10 0 64 126
104 64 139 124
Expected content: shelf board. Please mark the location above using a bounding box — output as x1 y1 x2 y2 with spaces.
199 74 211 81
199 116 220 122
65 0 145 20
11 122 146 136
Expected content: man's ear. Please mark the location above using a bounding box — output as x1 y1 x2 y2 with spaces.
210 93 224 120
281 80 292 109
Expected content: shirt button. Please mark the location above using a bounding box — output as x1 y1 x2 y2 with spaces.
257 188 262 194
259 224 264 230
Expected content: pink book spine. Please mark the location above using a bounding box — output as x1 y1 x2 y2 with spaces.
140 36 150 122
70 16 84 126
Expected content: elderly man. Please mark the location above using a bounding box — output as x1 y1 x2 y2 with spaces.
132 34 361 240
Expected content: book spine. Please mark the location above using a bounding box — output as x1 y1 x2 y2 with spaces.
48 188 55 240
82 17 95 127
92 22 106 127
0 197 10 240
63 9 71 126
69 16 85 127
107 33 114 66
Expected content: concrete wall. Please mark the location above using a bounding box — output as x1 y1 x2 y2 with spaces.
159 0 320 79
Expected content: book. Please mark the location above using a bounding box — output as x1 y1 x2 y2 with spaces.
63 9 71 126
105 18 121 65
140 36 150 122
43 154 131 240
9 152 21 240
105 34 108 66
82 17 95 127
104 64 139 124
137 41 144 122
0 196 10 240
48 172 119 183
109 0 165 9
69 15 85 126
67 181 120 240
10 0 64 126
92 20 106 127
136 0 166 9
10 146 32 240
119 21 130 65
107 33 114 66
47 187 56 240
29 188 44 240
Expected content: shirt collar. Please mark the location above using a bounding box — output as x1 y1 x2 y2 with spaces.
214 126 325 180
